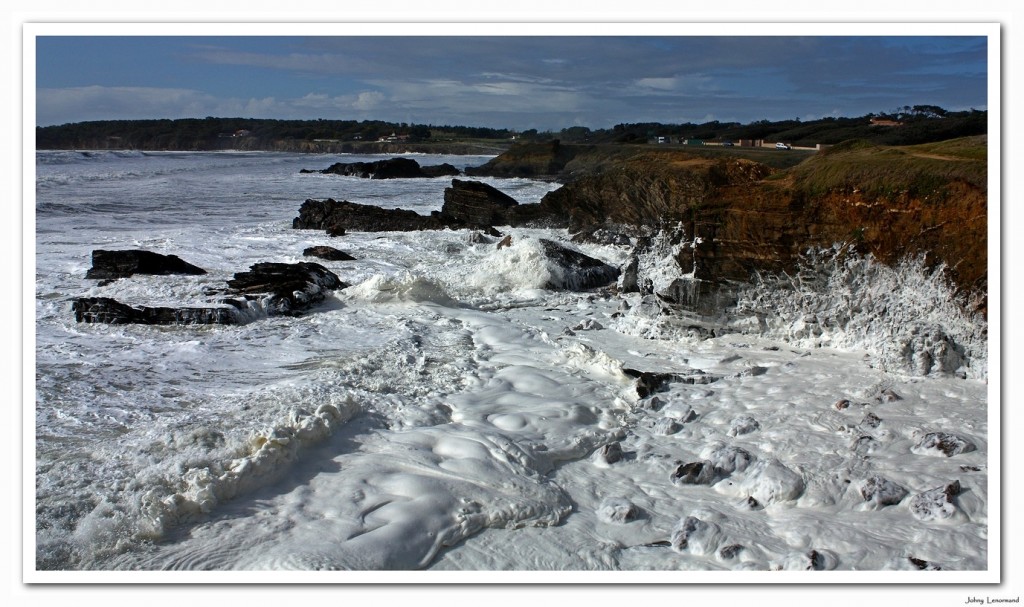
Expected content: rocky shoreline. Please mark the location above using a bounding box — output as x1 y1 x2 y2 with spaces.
70 139 987 377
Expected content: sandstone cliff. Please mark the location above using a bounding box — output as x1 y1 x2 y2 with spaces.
479 138 987 308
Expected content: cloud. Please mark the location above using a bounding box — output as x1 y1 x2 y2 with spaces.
352 91 385 110
36 86 221 125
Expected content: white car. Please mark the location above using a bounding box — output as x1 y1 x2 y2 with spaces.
775 142 791 150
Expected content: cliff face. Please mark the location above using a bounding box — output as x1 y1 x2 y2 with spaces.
504 139 987 307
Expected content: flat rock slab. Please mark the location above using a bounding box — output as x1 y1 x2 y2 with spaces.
85 249 207 280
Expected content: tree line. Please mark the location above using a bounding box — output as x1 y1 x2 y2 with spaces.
36 107 986 151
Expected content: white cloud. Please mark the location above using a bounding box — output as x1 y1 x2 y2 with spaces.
352 91 385 110
634 73 717 94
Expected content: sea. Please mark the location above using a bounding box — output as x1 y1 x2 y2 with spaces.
32 150 991 578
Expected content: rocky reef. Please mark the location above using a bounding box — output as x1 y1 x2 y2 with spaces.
74 259 347 325
300 157 461 179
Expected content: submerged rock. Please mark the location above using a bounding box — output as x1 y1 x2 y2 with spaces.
302 246 356 261
781 549 838 571
909 481 962 521
670 460 716 485
592 442 623 465
911 432 976 457
701 444 755 476
596 497 641 524
85 249 207 280
727 415 761 437
858 476 909 508
670 516 723 555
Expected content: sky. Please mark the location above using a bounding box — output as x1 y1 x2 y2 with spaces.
33 33 989 130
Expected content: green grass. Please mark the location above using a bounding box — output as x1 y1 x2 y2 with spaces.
786 137 987 200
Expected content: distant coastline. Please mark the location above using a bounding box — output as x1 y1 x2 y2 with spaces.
35 108 986 154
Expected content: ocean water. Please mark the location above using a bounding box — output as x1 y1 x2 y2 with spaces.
33 151 990 576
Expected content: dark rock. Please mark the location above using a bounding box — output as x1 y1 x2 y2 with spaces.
292 198 445 233
670 460 715 485
441 179 520 228
467 231 493 244
799 550 838 571
909 481 962 521
226 262 345 316
835 399 851 410
319 157 426 179
421 163 461 178
570 226 633 246
622 369 676 398
640 395 665 411
860 412 883 429
85 249 206 280
303 246 356 261
326 225 346 237
496 235 512 249
618 252 641 293
677 370 722 385
859 476 909 507
538 239 619 290
593 442 623 465
877 389 903 403
72 297 236 325
719 544 744 560
736 366 768 378
73 262 346 326
911 432 976 457
908 556 942 571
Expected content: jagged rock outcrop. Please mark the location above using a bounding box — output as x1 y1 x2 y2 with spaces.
303 157 461 179
85 250 207 280
225 262 345 315
293 180 562 235
441 179 520 228
292 198 446 233
537 238 619 291
73 262 346 325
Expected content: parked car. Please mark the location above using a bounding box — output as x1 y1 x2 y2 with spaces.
775 142 791 150
722 141 734 146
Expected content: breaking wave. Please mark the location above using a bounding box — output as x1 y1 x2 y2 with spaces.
731 246 987 379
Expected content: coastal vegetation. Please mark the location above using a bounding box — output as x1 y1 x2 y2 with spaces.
35 107 986 153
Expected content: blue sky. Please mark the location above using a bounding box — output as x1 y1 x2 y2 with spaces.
34 34 989 130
